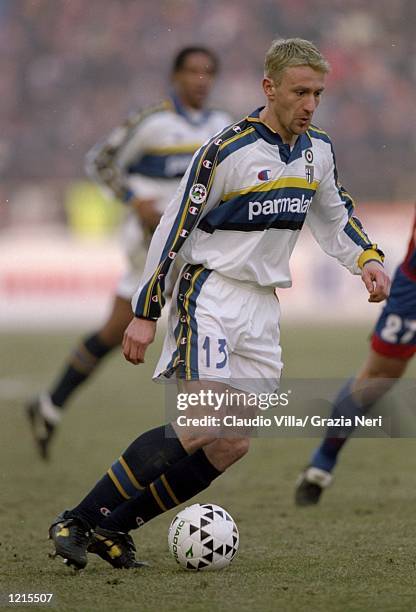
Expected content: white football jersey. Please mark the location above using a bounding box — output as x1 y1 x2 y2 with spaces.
86 96 232 215
132 107 384 319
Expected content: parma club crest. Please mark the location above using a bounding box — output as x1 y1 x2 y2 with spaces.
304 149 314 184
305 165 314 184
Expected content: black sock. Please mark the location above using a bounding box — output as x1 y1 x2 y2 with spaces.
99 449 221 532
122 423 188 484
49 333 113 408
70 424 187 527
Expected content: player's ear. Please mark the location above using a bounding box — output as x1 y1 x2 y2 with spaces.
263 77 275 101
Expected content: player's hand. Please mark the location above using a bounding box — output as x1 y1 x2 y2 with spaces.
131 198 161 232
122 317 157 364
361 261 391 303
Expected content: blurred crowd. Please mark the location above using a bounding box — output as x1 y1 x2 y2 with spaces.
1 0 415 229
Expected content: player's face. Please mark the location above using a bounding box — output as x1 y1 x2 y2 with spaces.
263 66 326 142
173 52 217 109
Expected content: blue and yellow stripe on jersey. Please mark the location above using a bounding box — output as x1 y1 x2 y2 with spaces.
217 125 257 163
314 128 373 250
122 99 205 179
126 143 202 178
340 188 372 249
331 166 383 262
308 125 355 211
134 120 250 319
222 176 320 200
163 264 212 380
87 99 172 201
198 177 319 234
307 125 331 144
134 141 217 319
305 124 382 263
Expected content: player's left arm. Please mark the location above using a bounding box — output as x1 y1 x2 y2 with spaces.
306 148 390 302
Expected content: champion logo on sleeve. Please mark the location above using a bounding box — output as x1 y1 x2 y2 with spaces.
257 169 271 181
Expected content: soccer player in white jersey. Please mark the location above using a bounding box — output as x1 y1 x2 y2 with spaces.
48 38 390 570
26 47 231 460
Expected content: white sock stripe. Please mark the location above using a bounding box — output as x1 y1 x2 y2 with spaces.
39 393 62 425
305 467 333 488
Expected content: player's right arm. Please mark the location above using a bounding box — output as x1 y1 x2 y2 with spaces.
123 134 226 364
132 135 225 320
122 318 157 365
85 108 162 230
85 115 139 202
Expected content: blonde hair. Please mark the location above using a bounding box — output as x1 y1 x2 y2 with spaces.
264 38 330 83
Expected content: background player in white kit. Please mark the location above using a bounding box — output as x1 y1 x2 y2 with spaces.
48 38 390 571
26 46 231 459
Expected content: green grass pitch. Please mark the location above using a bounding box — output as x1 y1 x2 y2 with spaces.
1 326 416 611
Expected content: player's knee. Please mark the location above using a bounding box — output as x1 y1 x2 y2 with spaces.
202 437 250 472
174 431 217 454
232 437 250 459
219 437 250 465
361 362 406 382
369 369 394 381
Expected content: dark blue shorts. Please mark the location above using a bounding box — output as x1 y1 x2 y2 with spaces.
371 266 416 360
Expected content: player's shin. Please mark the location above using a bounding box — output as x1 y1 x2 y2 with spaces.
69 423 188 527
310 377 367 472
49 332 114 408
97 448 222 533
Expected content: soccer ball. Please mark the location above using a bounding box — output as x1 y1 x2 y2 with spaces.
168 503 239 571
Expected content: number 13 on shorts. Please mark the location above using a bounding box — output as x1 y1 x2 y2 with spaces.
202 336 228 369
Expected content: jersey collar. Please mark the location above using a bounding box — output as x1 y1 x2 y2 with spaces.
246 107 313 161
170 93 211 126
